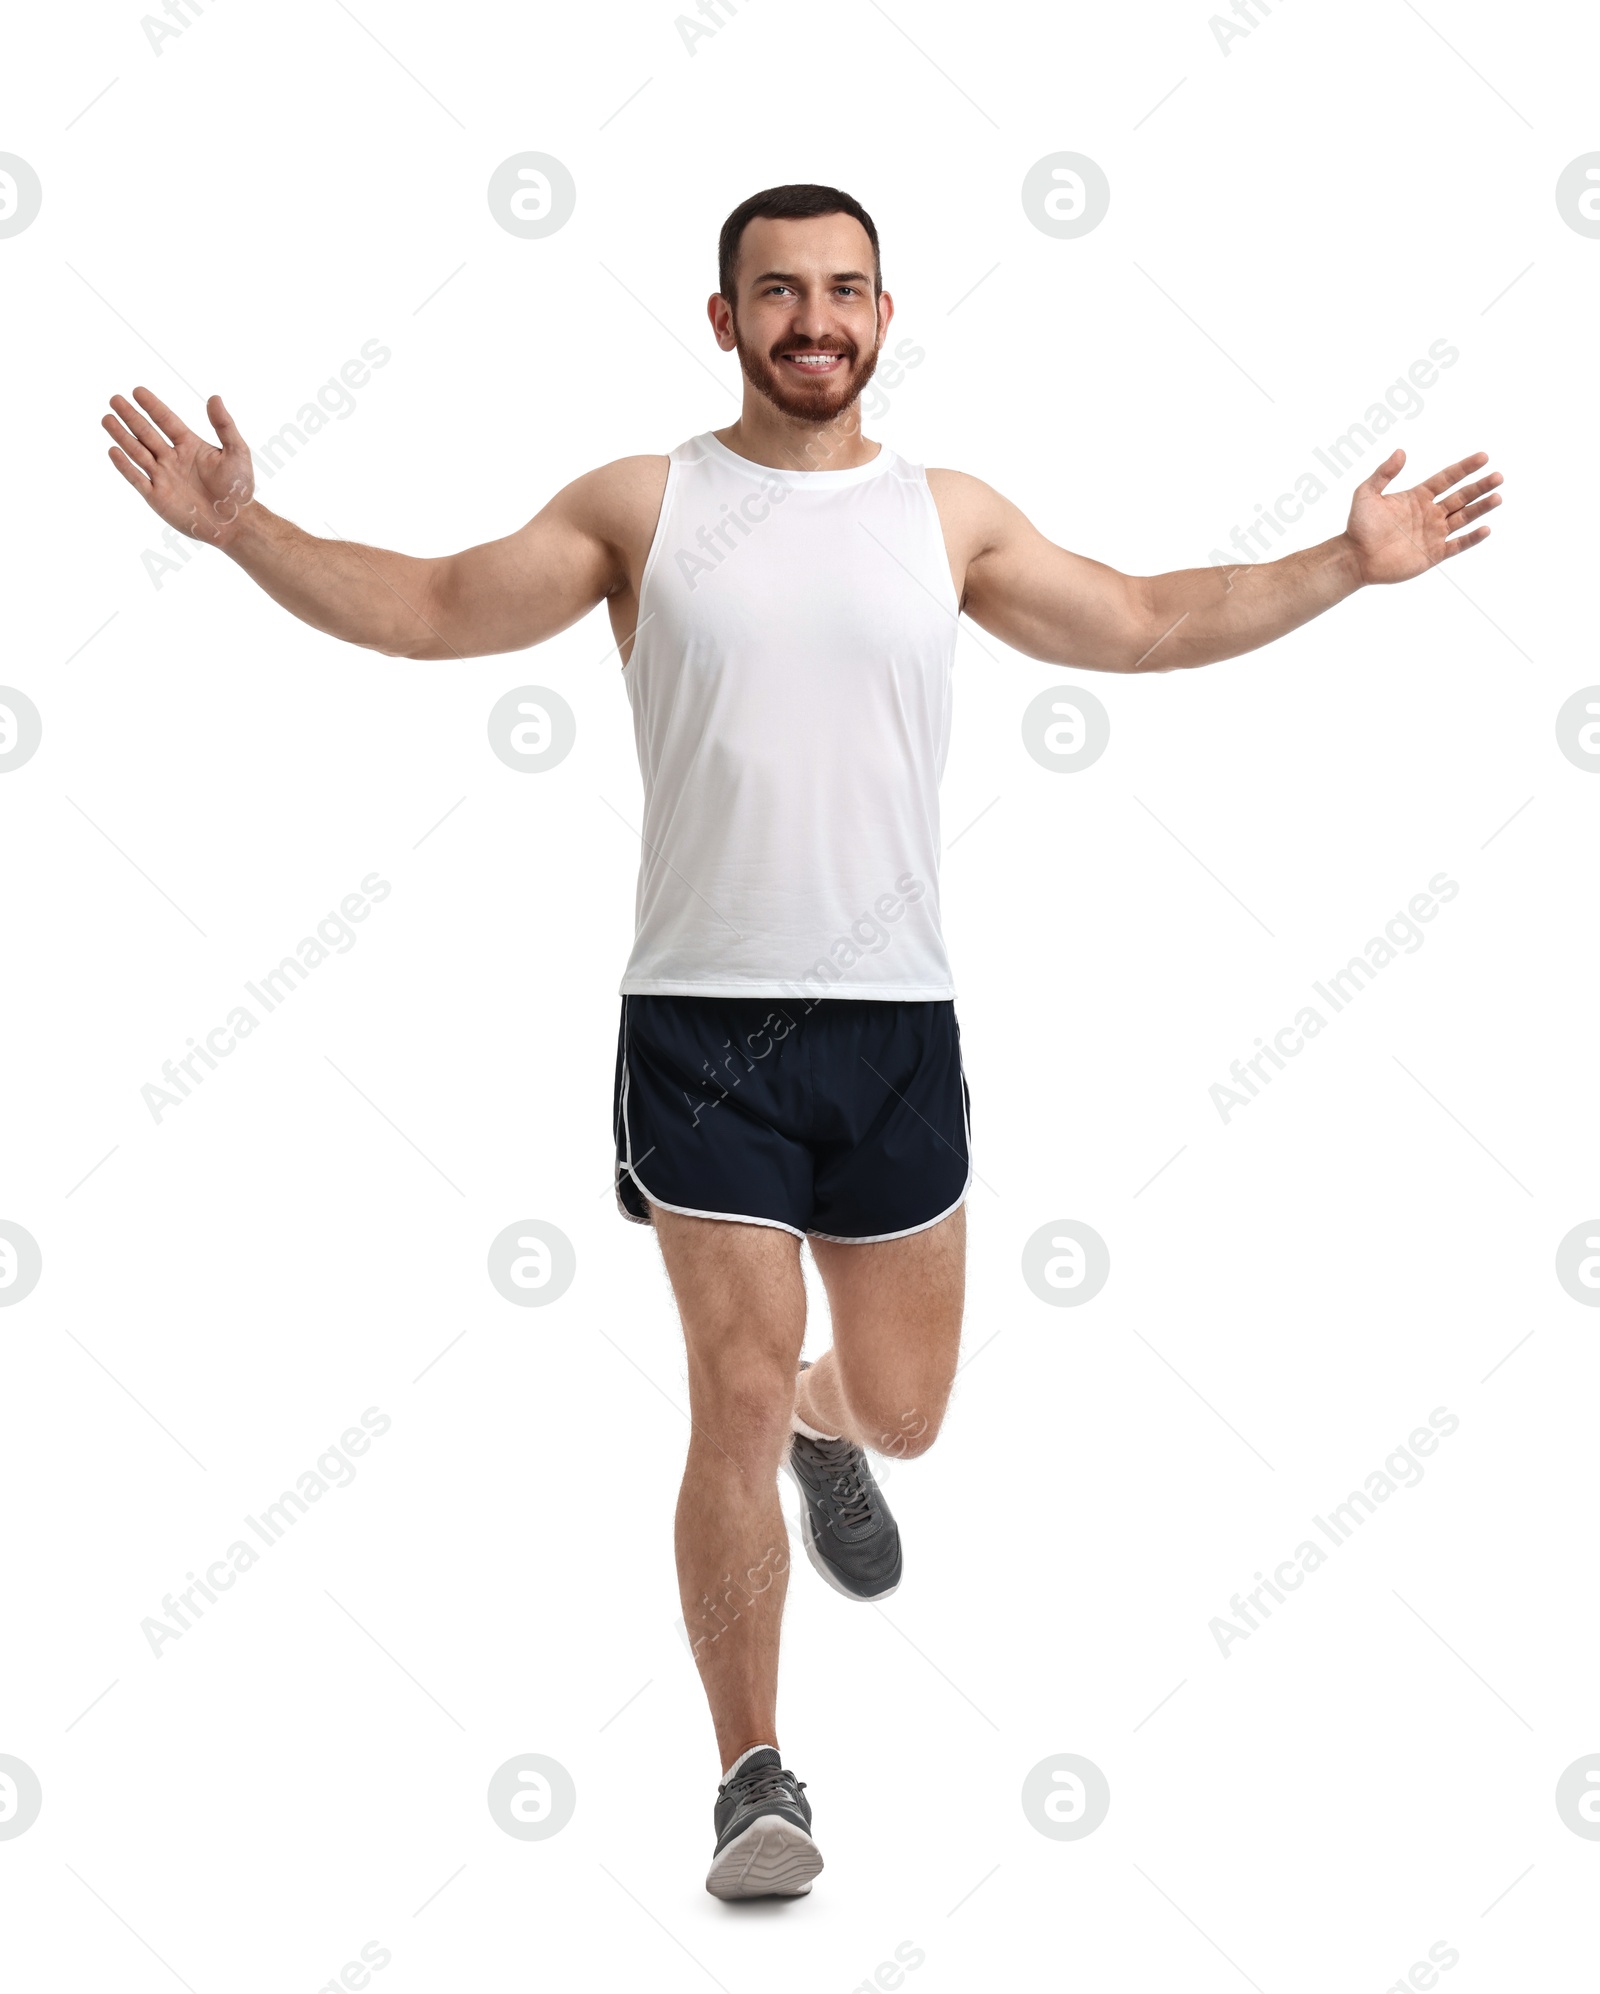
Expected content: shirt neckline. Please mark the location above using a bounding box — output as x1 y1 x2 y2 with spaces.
699 429 893 489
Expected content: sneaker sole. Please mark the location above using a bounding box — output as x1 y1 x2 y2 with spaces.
780 1458 901 1603
705 1814 824 1899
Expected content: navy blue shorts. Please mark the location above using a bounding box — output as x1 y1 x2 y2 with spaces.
613 995 972 1243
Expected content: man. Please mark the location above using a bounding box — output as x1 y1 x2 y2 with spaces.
102 181 1502 1901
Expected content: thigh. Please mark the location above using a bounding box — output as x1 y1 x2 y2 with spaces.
651 1207 808 1456
807 1203 966 1451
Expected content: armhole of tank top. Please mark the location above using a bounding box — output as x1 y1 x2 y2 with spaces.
628 450 683 666
911 461 963 621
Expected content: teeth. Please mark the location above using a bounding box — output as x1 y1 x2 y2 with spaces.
789 353 842 367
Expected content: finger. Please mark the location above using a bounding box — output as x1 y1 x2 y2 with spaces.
102 411 155 470
1442 471 1503 511
1361 447 1406 495
131 384 194 448
1422 451 1489 498
107 444 152 494
1442 524 1491 557
1445 493 1502 529
109 392 172 459
207 393 246 450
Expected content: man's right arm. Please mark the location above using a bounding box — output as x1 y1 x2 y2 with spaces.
222 457 664 661
104 385 665 662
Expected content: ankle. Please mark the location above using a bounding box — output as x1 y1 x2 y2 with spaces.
721 1740 779 1781
793 1363 842 1443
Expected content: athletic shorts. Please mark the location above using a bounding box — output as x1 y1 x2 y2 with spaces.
612 994 972 1243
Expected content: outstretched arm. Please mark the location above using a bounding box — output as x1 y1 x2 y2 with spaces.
103 385 656 660
930 449 1503 674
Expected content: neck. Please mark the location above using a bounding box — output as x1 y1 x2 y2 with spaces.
715 395 879 476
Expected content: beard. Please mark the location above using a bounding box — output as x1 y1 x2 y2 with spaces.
732 322 881 426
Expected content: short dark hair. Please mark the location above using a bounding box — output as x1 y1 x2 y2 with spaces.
717 184 882 303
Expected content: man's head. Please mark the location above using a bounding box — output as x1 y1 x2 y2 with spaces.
711 184 891 427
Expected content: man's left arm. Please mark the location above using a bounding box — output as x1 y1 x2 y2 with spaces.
931 449 1503 674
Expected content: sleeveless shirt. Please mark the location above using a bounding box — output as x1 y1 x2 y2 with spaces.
618 430 959 1001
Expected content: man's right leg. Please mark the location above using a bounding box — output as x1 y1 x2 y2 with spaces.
650 1203 806 1773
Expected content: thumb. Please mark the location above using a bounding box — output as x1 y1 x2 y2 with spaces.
208 393 246 451
1362 447 1405 496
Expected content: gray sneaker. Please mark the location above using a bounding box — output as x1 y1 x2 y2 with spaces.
782 1363 903 1601
706 1748 823 1899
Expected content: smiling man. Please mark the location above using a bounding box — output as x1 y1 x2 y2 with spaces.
102 181 1503 1903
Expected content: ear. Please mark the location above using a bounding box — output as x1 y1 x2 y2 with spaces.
707 293 738 353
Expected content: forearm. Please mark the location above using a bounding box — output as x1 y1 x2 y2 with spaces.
223 502 446 659
1133 533 1363 672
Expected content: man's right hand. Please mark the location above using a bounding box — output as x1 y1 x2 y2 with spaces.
104 387 255 548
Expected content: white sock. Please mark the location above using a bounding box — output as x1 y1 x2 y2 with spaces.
722 1742 778 1782
791 1366 840 1442
791 1407 841 1442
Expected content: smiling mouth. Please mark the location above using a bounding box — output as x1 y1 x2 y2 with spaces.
779 351 851 372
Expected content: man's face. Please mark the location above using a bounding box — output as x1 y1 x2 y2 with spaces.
714 213 891 426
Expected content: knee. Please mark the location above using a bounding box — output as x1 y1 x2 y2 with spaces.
876 1409 943 1460
690 1356 798 1473
842 1384 947 1461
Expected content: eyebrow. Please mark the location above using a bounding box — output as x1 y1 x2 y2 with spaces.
748 269 873 287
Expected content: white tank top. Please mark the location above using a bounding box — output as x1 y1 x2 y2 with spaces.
618 431 959 1000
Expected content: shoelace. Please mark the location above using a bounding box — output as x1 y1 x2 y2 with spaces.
807 1434 875 1530
726 1763 807 1808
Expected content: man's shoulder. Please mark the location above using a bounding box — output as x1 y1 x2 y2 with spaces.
924 468 1019 558
554 453 673 544
573 452 674 504
924 466 1002 509
924 466 1014 529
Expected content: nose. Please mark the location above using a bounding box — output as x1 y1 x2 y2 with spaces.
783 303 848 349
783 322 850 352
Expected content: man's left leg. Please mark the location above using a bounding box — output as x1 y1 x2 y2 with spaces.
797 1203 966 1454
785 1205 966 1597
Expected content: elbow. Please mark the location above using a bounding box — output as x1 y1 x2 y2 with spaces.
387 560 453 659
1123 576 1164 674
375 618 454 661
1126 575 1206 675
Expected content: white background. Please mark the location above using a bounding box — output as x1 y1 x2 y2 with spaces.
3 0 1597 1987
